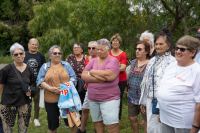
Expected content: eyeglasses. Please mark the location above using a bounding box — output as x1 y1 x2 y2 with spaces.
31 44 39 47
175 46 190 52
13 52 24 57
112 40 119 43
88 47 96 50
52 52 62 55
135 48 143 51
73 47 81 50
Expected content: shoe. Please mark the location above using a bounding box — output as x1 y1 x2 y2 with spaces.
34 119 41 126
76 129 87 133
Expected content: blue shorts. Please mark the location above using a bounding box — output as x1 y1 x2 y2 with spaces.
89 98 120 125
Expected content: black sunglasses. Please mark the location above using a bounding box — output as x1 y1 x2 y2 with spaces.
52 52 62 55
88 47 96 50
175 46 190 52
13 52 24 57
135 48 143 51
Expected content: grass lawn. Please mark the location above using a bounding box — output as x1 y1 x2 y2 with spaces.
8 94 144 133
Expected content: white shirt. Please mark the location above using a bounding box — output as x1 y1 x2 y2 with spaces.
157 61 200 129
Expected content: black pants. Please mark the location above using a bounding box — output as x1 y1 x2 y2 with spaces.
118 81 127 120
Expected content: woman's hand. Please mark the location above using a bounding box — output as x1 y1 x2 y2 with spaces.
140 104 146 114
49 86 62 94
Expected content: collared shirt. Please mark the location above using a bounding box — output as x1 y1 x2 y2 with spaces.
36 60 77 88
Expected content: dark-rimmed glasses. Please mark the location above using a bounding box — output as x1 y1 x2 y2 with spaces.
13 52 24 57
88 47 96 50
175 46 190 52
52 52 62 55
135 48 143 51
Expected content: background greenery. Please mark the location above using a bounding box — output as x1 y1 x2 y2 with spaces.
1 0 200 61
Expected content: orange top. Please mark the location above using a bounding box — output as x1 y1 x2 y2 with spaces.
44 64 69 103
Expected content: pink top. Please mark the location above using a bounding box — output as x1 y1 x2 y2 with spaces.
84 56 120 102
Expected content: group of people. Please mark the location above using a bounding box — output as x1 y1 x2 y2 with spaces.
0 27 200 133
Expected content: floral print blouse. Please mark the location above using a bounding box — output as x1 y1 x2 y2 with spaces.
66 54 86 79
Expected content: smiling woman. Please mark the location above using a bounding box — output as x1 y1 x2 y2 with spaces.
0 43 34 133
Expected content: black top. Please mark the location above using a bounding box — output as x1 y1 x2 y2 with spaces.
24 51 46 86
0 63 34 106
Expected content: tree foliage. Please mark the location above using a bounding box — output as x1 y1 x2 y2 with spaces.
28 0 148 60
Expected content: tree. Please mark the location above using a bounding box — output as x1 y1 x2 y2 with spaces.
28 0 148 60
0 0 35 51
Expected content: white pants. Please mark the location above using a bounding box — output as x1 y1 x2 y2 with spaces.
146 98 160 133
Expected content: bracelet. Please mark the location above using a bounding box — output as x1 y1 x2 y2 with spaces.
192 125 200 129
88 71 91 76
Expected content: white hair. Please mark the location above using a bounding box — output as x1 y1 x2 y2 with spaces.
140 30 154 47
97 39 111 51
48 45 62 60
88 41 97 47
28 38 39 45
10 42 24 55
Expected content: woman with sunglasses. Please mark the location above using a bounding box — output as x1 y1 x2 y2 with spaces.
127 40 151 133
0 43 34 133
109 33 127 122
139 28 176 133
157 35 200 133
36 45 77 133
66 42 86 105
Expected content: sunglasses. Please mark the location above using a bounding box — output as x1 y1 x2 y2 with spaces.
88 47 96 50
112 40 119 43
13 52 24 57
175 46 190 52
135 48 143 51
52 52 62 55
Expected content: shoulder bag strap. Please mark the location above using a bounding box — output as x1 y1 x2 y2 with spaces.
11 63 23 82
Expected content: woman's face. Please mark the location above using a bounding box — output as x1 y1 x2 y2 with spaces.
155 36 169 57
73 44 83 55
136 43 148 59
12 49 25 63
111 39 120 49
97 45 109 59
175 45 195 63
28 41 39 53
142 36 152 46
50 48 62 63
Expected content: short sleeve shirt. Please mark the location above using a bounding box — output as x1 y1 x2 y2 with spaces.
84 56 120 102
66 54 85 79
109 51 127 81
0 63 34 106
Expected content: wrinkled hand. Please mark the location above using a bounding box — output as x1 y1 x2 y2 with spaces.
49 86 62 94
84 84 87 90
140 104 146 114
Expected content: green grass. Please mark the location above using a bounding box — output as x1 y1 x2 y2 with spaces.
1 94 145 133
0 55 13 64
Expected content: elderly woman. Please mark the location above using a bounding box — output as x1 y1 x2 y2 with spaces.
24 38 46 126
140 30 155 56
66 42 86 104
109 34 127 121
128 40 151 133
36 45 77 133
82 39 120 133
139 28 176 133
157 35 200 133
0 43 34 133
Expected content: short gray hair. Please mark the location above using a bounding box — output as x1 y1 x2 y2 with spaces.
88 41 97 47
10 42 24 55
48 45 62 60
97 39 111 51
28 38 39 45
140 31 154 47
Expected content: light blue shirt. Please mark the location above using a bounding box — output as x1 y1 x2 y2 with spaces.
36 60 77 88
